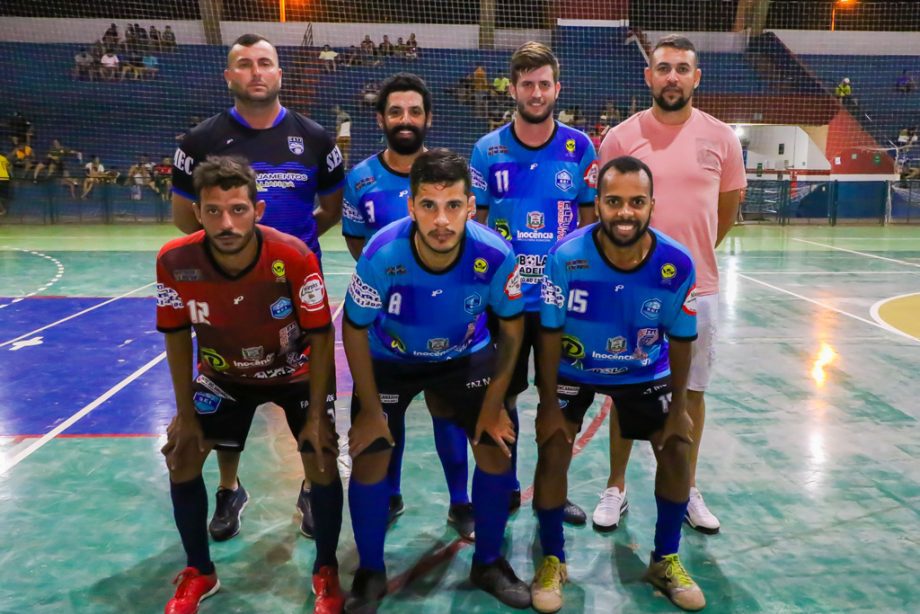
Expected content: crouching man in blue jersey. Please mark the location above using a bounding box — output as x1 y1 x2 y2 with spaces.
532 156 706 612
342 148 531 612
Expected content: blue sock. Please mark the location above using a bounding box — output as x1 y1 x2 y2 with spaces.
653 494 689 561
348 478 389 571
432 416 469 505
506 406 521 491
472 467 512 565
170 475 213 575
536 506 566 562
310 479 343 573
385 407 407 498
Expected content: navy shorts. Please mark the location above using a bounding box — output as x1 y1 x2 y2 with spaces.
487 310 540 397
556 376 672 441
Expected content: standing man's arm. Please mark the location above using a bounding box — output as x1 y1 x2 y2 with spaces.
715 189 741 248
160 329 205 468
469 147 491 226
171 138 203 233
345 236 365 261
172 193 201 233
314 187 343 236
343 319 393 456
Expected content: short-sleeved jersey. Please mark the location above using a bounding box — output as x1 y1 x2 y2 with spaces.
470 121 599 311
156 225 332 385
345 218 524 363
541 226 697 386
598 108 747 296
342 152 410 240
172 107 345 257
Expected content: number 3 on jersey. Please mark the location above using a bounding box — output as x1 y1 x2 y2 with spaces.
567 289 588 314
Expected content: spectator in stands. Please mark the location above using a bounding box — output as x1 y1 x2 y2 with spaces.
10 139 34 177
81 155 107 199
406 33 418 60
492 74 510 97
149 25 162 53
896 70 916 94
835 77 853 104
123 24 137 54
0 151 9 216
120 51 144 80
33 139 81 184
9 112 33 146
488 105 506 131
572 105 586 130
91 39 105 65
127 155 158 199
360 35 375 56
142 53 159 79
472 65 489 116
361 81 380 106
134 24 149 53
898 127 911 146
333 105 352 167
153 155 172 200
74 47 96 80
344 45 362 67
319 44 338 73
558 107 575 125
162 25 176 51
103 23 119 48
100 49 120 80
394 37 407 58
379 35 394 57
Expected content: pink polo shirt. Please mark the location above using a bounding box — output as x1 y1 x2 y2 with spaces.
599 108 746 295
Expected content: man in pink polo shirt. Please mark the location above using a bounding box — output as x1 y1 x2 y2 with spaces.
594 34 746 535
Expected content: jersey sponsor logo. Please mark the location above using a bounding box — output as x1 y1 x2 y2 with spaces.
234 295 244 305
355 176 375 191
470 166 487 191
487 145 508 156
540 278 565 308
584 160 599 189
348 273 382 309
464 293 483 314
299 273 326 312
431 289 443 297
555 169 574 191
557 201 574 239
200 347 229 372
561 334 585 360
557 384 580 395
637 327 659 348
156 283 184 309
465 376 492 390
380 393 400 404
195 374 236 400
565 138 576 154
587 366 629 375
494 219 511 241
272 260 286 279
242 346 264 361
606 336 627 354
661 263 676 280
526 211 545 230
565 259 589 271
427 338 450 352
327 146 343 172
682 284 698 315
389 335 407 354
288 136 305 155
173 268 202 281
233 353 275 369
516 229 554 241
279 321 301 353
517 253 546 282
257 171 309 191
614 284 625 292
193 391 222 414
641 298 663 320
252 365 296 379
473 258 489 274
286 351 306 368
504 264 523 299
385 264 407 276
591 350 633 361
173 148 193 176
271 297 294 319
342 199 364 223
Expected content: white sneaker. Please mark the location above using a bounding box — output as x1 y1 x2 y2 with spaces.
592 486 628 532
685 486 720 534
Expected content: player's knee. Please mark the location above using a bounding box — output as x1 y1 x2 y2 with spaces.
351 449 391 484
474 445 511 475
538 432 573 468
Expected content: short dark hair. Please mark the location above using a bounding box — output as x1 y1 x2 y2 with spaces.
228 34 275 66
652 34 698 64
510 41 560 84
375 73 432 115
409 148 471 197
193 155 259 203
597 156 654 198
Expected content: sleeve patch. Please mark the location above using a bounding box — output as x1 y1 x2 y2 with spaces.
470 165 487 191
299 273 327 312
540 276 565 308
504 264 523 300
682 284 698 315
584 160 599 189
348 272 382 308
156 283 185 309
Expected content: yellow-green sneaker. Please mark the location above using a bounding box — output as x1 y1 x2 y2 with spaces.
531 555 567 613
644 552 706 611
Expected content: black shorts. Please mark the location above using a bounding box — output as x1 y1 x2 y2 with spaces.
487 310 540 397
351 347 497 453
0 181 9 199
556 376 672 441
191 374 335 452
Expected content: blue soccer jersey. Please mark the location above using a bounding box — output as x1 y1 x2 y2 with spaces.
470 121 598 311
342 152 411 240
540 226 698 386
345 218 524 362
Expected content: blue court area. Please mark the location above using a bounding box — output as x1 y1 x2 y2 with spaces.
1 224 919 613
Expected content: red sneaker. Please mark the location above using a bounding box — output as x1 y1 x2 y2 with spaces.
312 565 344 614
164 567 220 614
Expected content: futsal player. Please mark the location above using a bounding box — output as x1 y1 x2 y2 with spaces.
171 34 345 541
342 149 531 611
533 156 705 612
157 156 343 613
470 41 598 524
342 73 474 539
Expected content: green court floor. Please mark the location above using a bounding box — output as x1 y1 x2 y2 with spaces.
0 223 918 613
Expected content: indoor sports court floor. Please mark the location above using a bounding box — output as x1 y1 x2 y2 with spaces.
1 223 918 613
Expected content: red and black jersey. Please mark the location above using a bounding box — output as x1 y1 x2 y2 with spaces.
156 225 331 385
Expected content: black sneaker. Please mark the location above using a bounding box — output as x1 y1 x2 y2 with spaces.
208 481 249 541
296 481 314 538
387 494 404 527
509 489 522 513
447 502 475 541
563 498 587 526
344 567 387 614
470 556 531 609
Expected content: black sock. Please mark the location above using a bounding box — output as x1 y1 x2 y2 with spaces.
170 475 214 575
311 478 344 573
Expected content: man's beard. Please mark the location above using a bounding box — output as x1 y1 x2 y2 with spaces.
601 215 651 247
386 123 426 155
653 86 692 112
231 82 281 106
208 228 255 255
516 98 555 124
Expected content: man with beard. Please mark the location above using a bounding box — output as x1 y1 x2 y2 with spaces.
342 149 529 612
341 73 475 541
171 34 344 547
596 35 746 536
470 41 598 525
534 156 704 612
157 156 343 613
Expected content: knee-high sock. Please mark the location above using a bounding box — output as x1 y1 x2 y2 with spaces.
432 416 469 505
170 475 213 574
653 494 688 561
472 467 512 565
310 479 343 573
385 406 407 498
536 505 566 562
349 478 390 571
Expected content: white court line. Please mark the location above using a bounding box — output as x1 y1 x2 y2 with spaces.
0 248 65 309
0 350 167 476
869 292 920 340
737 273 920 344
0 281 156 348
791 238 920 269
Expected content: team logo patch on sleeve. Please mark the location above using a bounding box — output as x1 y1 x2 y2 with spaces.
682 284 698 315
584 160 599 189
540 277 564 308
470 166 487 191
299 273 327 311
504 264 523 300
156 283 184 309
348 273 382 309
342 199 364 223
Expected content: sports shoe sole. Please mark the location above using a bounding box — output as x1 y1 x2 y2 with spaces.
591 501 628 533
683 514 719 535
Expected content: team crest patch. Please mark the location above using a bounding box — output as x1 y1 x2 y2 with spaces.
526 211 545 230
272 259 286 279
555 169 573 191
288 136 305 155
661 263 676 279
565 138 576 154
